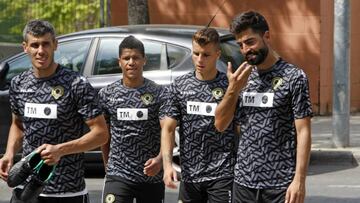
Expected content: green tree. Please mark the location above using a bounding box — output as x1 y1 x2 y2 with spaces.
0 0 101 42
29 0 100 34
0 0 27 42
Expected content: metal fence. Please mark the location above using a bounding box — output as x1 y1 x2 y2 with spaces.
0 0 110 43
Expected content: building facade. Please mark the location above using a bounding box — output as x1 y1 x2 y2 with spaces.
111 0 360 115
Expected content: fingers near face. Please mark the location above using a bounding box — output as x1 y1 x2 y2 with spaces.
235 64 252 82
234 61 252 77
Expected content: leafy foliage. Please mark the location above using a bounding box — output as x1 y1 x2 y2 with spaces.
0 0 102 43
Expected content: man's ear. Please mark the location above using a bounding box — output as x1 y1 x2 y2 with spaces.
22 41 28 53
263 31 270 41
118 57 122 68
54 39 58 51
217 49 221 59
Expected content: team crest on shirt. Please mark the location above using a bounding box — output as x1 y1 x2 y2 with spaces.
105 194 115 203
51 86 64 100
141 93 153 105
271 77 283 90
212 87 224 99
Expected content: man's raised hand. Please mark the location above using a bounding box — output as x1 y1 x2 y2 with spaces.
226 62 252 94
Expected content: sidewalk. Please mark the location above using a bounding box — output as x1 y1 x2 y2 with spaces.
310 116 360 165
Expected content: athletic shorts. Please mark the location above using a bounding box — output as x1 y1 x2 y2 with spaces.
179 177 233 203
102 175 164 203
232 182 286 203
10 188 89 203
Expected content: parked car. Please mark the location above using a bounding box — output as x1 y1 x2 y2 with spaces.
0 24 243 172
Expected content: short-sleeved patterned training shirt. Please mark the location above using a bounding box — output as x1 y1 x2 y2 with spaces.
9 65 101 195
164 71 237 183
98 78 164 183
234 59 313 189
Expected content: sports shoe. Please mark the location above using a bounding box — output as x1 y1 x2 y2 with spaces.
7 151 43 187
19 163 56 201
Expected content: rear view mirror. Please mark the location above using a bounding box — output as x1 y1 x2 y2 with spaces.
0 61 10 90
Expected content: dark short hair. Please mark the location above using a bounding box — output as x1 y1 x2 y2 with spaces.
192 28 220 49
119 35 145 57
230 11 269 35
23 19 56 42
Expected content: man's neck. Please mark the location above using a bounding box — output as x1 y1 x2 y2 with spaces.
33 62 58 78
195 68 218 81
123 77 144 88
256 50 280 71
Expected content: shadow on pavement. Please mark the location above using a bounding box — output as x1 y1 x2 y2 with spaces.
310 150 359 166
308 163 358 176
306 196 360 203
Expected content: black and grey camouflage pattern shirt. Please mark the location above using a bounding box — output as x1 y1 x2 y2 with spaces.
234 59 313 189
10 65 101 195
163 71 237 183
98 78 164 183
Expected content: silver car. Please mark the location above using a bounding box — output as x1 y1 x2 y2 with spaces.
0 24 243 172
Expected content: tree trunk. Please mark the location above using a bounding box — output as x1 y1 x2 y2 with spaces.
127 0 149 24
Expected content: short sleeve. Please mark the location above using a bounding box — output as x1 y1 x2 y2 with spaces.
162 83 180 120
291 70 313 119
9 77 20 116
158 85 167 120
97 87 111 123
72 76 102 120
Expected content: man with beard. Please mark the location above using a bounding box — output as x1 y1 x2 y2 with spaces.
214 11 312 203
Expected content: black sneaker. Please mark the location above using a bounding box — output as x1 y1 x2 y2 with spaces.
19 163 56 201
7 151 43 187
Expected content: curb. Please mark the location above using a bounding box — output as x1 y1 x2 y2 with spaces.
310 149 360 166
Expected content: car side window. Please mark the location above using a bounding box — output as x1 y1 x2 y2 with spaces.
5 38 91 82
5 55 31 81
143 41 163 71
93 38 121 75
93 38 165 75
54 39 92 72
167 44 188 69
219 39 244 70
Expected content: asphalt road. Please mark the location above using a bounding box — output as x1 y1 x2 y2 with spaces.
305 163 360 203
1 163 360 203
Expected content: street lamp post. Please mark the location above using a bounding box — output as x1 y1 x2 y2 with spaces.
332 0 350 148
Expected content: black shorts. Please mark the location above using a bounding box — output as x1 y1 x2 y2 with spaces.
10 188 89 203
179 177 233 203
232 182 286 203
102 175 164 203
